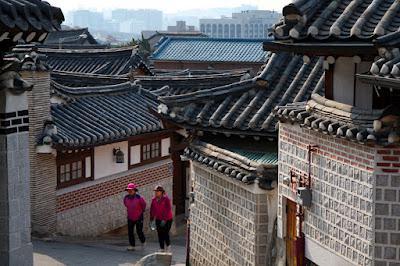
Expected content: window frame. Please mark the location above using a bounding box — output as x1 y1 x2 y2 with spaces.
56 149 94 189
128 132 171 169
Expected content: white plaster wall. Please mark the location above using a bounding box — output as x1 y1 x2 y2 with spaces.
333 57 355 105
94 141 128 179
355 61 373 110
161 137 171 157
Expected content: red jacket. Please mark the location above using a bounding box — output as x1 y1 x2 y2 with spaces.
150 195 173 221
124 194 146 221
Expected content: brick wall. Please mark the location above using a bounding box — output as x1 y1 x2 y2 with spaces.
278 123 375 266
374 149 400 266
56 161 173 236
189 162 277 266
23 71 58 236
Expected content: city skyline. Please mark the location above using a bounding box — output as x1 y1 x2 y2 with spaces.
50 0 291 13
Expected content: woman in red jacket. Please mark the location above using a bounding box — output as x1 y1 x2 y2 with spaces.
124 183 146 251
150 185 173 252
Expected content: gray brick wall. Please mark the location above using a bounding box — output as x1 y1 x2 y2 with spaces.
278 123 375 266
56 175 172 236
374 156 400 265
23 71 57 236
189 163 276 266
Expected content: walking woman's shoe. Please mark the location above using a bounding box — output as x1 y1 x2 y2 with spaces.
166 245 172 253
127 246 135 251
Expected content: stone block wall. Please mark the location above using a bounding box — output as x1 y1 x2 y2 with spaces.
189 163 276 266
278 123 375 266
374 150 400 266
56 160 173 236
0 90 33 265
22 71 57 236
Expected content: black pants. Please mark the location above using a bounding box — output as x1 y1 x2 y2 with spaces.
156 219 172 249
128 219 145 246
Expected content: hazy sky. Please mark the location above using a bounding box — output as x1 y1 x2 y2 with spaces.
50 0 291 13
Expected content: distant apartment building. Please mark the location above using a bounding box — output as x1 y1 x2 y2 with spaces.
200 10 280 39
112 9 163 33
71 10 119 32
167 21 196 32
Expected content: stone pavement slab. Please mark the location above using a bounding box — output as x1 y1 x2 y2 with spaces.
33 234 186 266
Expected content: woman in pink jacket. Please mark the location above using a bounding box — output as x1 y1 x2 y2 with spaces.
150 185 173 252
124 183 146 251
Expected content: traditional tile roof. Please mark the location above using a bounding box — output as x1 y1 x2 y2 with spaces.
135 70 249 97
0 0 64 44
183 140 277 189
51 72 128 87
41 82 162 148
273 0 400 42
157 52 324 137
44 28 98 45
275 93 400 145
356 32 400 87
40 47 152 76
150 37 268 63
51 80 136 101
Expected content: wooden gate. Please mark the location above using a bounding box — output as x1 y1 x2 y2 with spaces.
286 199 298 266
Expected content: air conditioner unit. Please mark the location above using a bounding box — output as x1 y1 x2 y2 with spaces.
297 187 312 207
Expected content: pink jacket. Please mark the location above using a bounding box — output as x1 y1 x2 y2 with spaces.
150 195 173 221
124 194 146 221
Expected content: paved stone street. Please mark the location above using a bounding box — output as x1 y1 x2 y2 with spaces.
33 221 187 266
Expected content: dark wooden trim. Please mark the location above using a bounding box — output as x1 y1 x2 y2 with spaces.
325 65 334 100
128 132 172 169
56 148 94 189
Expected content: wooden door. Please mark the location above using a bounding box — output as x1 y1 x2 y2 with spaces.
286 199 297 266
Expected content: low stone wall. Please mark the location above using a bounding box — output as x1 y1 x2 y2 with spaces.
56 160 173 236
189 163 277 266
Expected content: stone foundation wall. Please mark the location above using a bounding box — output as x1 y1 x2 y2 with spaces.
374 150 400 266
56 160 173 236
189 162 277 266
278 123 375 266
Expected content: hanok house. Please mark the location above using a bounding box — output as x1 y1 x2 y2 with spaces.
268 1 400 266
150 37 268 75
40 46 153 76
42 27 100 49
10 42 171 236
0 0 64 264
156 51 325 265
32 76 173 237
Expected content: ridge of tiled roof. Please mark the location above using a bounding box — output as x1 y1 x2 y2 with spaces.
274 0 400 42
50 72 128 87
40 46 152 76
0 0 64 44
51 80 138 102
43 88 162 148
275 93 400 145
44 28 98 45
135 70 249 97
157 52 324 136
150 37 268 63
183 140 277 189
